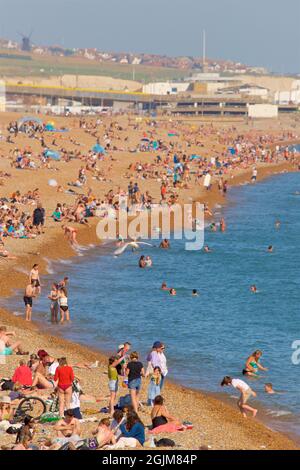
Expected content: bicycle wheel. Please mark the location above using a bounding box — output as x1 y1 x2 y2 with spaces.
17 397 47 419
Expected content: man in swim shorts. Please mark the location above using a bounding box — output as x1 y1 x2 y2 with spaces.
24 281 36 321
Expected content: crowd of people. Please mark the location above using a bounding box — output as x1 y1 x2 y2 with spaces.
0 114 300 451
0 331 190 450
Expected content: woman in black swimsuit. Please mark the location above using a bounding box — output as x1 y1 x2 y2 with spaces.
151 395 180 429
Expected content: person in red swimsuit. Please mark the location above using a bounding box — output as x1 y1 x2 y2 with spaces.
54 357 74 417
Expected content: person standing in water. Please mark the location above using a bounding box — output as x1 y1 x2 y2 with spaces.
159 239 170 249
251 167 258 183
48 283 59 323
221 376 257 418
23 281 36 321
58 286 70 323
29 264 41 295
62 225 78 247
220 218 226 232
243 350 268 377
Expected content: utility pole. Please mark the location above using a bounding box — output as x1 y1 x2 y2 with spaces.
202 29 206 72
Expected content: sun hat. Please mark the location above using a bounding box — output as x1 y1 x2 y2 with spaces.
0 396 11 404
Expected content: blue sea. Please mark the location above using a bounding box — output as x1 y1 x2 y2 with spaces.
4 171 300 438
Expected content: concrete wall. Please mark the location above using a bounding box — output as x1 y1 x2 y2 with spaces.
240 87 268 97
248 104 278 118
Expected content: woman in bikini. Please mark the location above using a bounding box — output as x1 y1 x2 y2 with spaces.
243 350 268 377
58 286 70 323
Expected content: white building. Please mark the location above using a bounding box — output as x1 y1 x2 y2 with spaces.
218 83 269 98
274 81 300 104
248 104 278 118
132 57 141 65
274 90 300 105
142 82 190 95
186 72 239 94
0 80 5 112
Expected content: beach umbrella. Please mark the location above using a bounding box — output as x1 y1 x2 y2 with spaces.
45 122 55 131
92 144 105 154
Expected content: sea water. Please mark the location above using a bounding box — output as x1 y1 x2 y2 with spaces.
4 171 300 438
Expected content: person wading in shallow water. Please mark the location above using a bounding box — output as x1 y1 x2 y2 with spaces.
24 280 36 322
221 376 257 418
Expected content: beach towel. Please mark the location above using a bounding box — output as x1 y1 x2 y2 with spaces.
149 422 185 434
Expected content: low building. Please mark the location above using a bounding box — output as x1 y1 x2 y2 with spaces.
218 83 269 98
274 90 300 105
142 82 190 95
186 72 239 94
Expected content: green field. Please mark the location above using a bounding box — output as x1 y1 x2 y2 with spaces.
0 51 191 83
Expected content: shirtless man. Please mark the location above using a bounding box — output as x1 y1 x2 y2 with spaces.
0 326 27 355
62 225 78 247
24 281 36 321
29 264 41 295
54 410 81 438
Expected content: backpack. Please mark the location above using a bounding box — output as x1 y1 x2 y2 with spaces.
118 394 132 409
1 379 15 391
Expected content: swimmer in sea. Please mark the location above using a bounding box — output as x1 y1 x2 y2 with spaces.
161 282 169 291
169 288 176 296
243 350 268 377
275 220 281 229
210 223 217 232
267 245 273 253
204 245 212 253
264 383 276 394
159 239 170 249
139 255 146 268
250 285 258 293
192 289 198 296
145 256 152 267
